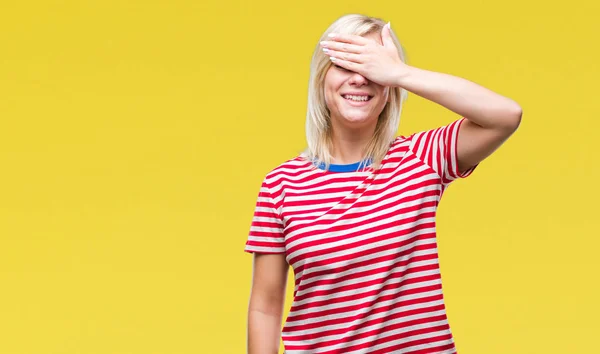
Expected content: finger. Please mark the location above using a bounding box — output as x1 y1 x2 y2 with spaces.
323 48 363 63
321 41 363 54
324 49 363 63
381 22 395 49
329 56 359 72
327 33 369 46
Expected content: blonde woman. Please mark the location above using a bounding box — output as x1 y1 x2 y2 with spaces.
245 14 521 354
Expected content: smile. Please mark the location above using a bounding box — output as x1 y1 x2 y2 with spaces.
341 94 373 106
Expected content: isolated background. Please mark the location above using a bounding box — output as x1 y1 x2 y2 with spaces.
1 1 599 353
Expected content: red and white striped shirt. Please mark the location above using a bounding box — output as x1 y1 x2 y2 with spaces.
245 118 477 354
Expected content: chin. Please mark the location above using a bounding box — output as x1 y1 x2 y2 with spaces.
341 115 375 126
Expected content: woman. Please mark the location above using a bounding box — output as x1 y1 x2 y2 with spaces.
245 14 521 354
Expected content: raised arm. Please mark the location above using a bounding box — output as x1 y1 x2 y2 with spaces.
247 253 289 354
319 25 523 175
392 65 522 174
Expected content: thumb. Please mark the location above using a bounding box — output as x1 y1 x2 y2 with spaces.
381 22 395 48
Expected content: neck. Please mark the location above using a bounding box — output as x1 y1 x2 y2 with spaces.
329 117 377 164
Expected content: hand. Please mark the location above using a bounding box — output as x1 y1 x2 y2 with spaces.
320 23 411 87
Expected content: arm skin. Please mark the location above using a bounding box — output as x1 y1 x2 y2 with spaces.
393 65 523 174
247 253 289 354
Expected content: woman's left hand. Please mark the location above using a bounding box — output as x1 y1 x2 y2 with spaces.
320 23 410 87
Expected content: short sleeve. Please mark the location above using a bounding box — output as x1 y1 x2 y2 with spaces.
244 177 286 254
408 117 478 185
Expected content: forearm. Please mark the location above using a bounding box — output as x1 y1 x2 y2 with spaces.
247 309 282 354
394 65 522 129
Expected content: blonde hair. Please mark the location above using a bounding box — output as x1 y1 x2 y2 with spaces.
300 14 409 172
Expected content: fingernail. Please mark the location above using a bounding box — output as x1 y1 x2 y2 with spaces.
386 22 391 29
328 33 337 38
322 48 329 53
320 41 327 47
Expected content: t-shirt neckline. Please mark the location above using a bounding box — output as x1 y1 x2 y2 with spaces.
314 157 373 172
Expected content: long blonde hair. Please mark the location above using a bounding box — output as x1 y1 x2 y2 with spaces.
301 14 409 172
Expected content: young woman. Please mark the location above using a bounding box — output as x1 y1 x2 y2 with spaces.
245 14 522 354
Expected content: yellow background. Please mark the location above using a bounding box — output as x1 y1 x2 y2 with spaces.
1 1 598 353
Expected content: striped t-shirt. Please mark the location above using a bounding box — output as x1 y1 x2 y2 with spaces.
245 118 477 354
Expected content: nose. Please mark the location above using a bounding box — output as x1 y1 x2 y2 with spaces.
348 72 369 86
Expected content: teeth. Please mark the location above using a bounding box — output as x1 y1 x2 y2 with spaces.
343 95 370 102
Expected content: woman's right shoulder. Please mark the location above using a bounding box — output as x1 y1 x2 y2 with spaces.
261 154 315 184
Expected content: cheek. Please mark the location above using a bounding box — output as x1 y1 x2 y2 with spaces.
374 95 389 112
324 91 333 108
324 87 339 109
385 88 392 102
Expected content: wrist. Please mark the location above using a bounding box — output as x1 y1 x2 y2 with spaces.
392 64 414 88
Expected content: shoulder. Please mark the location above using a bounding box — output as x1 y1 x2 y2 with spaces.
388 134 413 152
262 154 314 186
